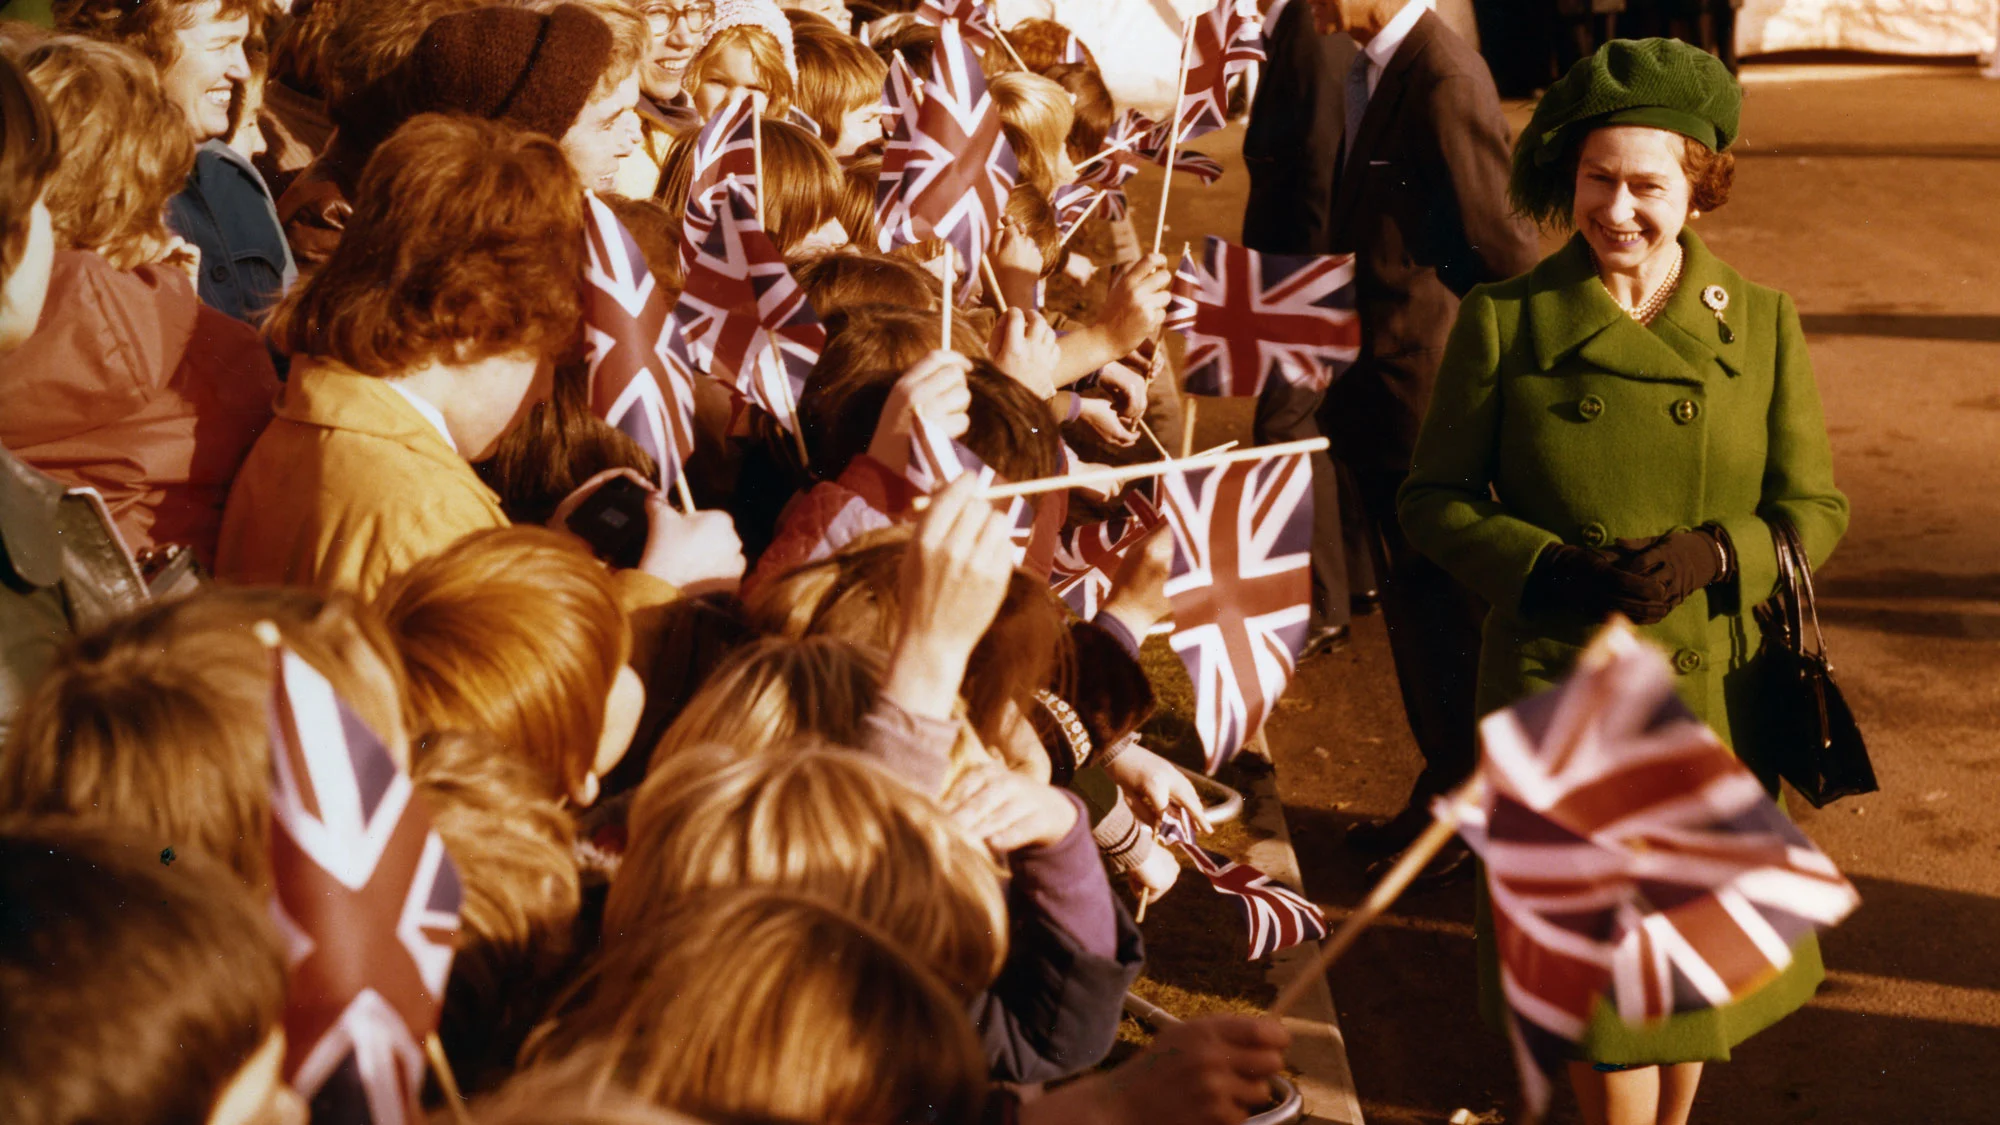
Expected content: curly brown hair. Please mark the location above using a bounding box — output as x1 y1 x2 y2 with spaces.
53 0 269 68
21 37 197 270
266 114 586 374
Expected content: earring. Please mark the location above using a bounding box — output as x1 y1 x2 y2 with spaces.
1690 209 1702 220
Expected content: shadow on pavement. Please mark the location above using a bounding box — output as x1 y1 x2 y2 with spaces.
1799 313 2000 341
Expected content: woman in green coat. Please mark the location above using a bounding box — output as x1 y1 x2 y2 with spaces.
1397 39 1848 1125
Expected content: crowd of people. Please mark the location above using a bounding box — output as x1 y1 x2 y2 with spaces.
0 0 1297 1122
0 0 1856 1118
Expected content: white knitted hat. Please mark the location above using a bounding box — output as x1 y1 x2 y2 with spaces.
698 0 799 79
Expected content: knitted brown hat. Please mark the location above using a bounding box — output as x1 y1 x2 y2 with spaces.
401 4 614 139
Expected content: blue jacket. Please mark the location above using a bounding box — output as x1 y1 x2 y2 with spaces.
166 140 297 325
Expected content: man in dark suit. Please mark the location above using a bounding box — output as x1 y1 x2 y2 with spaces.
1242 3 1373 654
1301 0 1541 870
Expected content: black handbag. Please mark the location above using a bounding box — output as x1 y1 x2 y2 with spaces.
1754 518 1877 808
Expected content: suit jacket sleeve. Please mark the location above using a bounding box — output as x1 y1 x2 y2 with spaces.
1424 74 1540 296
1710 292 1850 605
1397 286 1562 613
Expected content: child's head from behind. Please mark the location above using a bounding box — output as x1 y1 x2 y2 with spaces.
378 526 642 807
990 70 1074 193
0 587 408 888
612 741 1008 999
562 888 988 1125
646 634 883 769
0 820 301 1125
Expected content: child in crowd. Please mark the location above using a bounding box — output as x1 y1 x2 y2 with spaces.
0 5 1311 1124
0 822 306 1125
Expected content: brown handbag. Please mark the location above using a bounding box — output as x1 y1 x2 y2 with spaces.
1754 517 1878 808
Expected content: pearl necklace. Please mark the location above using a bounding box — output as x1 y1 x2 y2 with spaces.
1596 245 1684 325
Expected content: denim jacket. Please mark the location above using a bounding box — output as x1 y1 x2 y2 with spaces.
167 140 298 325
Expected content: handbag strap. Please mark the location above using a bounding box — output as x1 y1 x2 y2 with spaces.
1768 518 1804 654
1778 519 1831 666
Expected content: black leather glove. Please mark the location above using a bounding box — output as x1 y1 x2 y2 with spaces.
1609 527 1732 625
1522 544 1671 621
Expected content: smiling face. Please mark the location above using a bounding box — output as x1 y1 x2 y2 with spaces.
690 39 769 120
641 0 713 103
1572 125 1694 276
161 1 251 141
561 70 645 192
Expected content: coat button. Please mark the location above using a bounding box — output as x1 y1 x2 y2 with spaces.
1673 399 1699 424
1580 522 1609 548
1578 394 1605 421
1673 648 1705 674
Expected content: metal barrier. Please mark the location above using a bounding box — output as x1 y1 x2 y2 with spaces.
1122 991 1305 1125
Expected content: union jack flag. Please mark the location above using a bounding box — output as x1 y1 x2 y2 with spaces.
1173 0 1264 142
1075 109 1150 191
1451 622 1861 1118
267 647 461 1125
1167 236 1360 397
583 194 697 494
1159 451 1313 773
913 0 1001 52
877 19 1018 272
906 411 1064 578
675 181 824 436
680 91 760 276
1138 117 1226 183
1050 482 1163 617
875 53 923 219
1051 183 1109 243
1059 27 1089 64
1157 805 1329 959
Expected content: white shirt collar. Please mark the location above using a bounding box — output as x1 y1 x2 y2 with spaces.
1262 0 1295 42
386 381 458 454
1361 0 1431 88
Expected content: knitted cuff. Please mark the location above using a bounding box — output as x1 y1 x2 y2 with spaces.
1093 790 1155 873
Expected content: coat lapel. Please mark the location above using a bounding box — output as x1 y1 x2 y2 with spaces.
1329 12 1437 223
1527 233 1725 387
1652 229 1751 379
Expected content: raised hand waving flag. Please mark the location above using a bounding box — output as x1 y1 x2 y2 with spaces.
267 643 461 1125
876 19 1018 272
875 52 923 219
1167 236 1361 396
582 194 697 497
1450 622 1860 1118
1157 805 1329 959
1049 483 1163 617
1159 450 1314 773
906 411 1065 579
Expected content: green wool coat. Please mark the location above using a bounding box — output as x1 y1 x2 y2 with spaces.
1397 228 1849 1064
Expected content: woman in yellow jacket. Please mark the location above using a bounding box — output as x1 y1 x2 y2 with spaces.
217 115 742 607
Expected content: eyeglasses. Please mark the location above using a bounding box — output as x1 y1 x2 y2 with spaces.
644 2 715 32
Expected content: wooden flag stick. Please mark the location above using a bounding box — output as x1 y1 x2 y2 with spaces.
770 346 811 470
1071 133 1140 175
1135 888 1153 924
977 436 1327 502
426 1033 472 1125
992 26 1030 70
1151 19 1195 258
751 108 765 229
1138 418 1173 460
1057 189 1107 250
1194 439 1238 457
671 467 696 512
979 254 1010 313
940 243 955 351
1267 781 1480 1019
1181 395 1199 459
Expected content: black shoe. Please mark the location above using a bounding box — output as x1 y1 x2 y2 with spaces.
1369 839 1474 890
1349 590 1381 617
1343 802 1431 856
1299 623 1350 659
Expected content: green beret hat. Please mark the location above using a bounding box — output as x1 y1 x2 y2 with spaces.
1509 38 1742 223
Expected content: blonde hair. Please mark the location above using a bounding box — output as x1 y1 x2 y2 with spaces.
19 36 195 270
611 741 1009 997
0 588 408 888
445 1054 707 1125
791 18 884 145
647 634 883 768
747 527 1066 751
555 889 988 1125
682 23 795 117
414 731 582 1093
377 527 633 802
990 70 1072 194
